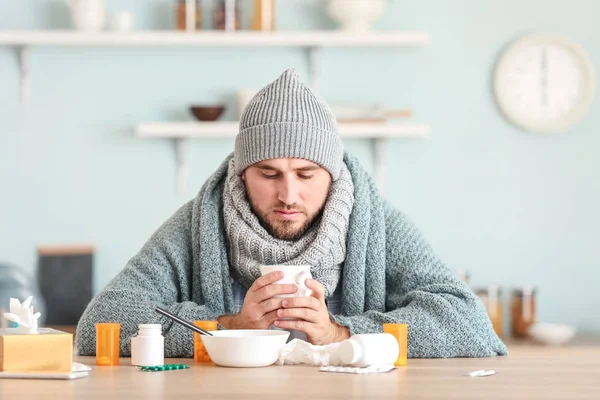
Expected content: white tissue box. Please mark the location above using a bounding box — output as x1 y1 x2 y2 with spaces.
0 328 73 372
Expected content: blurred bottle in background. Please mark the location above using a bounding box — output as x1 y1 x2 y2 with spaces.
177 0 202 30
511 286 536 338
214 0 241 30
476 285 503 337
252 0 275 31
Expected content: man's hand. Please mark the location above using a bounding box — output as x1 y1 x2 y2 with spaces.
218 271 298 330
274 278 350 345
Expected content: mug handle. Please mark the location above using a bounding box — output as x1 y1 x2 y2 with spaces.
295 272 312 297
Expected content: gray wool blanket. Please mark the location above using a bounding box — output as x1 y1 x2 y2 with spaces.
76 152 508 358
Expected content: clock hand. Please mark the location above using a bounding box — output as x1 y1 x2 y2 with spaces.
541 46 548 114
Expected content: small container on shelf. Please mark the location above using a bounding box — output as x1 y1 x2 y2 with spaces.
176 0 202 31
511 286 536 338
251 0 275 31
190 104 225 121
475 285 503 337
214 0 240 31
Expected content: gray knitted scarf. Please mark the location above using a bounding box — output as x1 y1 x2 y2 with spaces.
223 159 354 297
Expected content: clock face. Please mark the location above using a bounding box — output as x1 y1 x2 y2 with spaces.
494 34 596 134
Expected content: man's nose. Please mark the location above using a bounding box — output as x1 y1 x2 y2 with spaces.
277 176 298 205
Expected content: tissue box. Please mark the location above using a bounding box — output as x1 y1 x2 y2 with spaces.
0 328 73 372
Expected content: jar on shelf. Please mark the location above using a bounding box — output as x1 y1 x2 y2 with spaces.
177 0 202 31
251 0 275 31
475 285 503 337
511 286 536 338
214 0 240 31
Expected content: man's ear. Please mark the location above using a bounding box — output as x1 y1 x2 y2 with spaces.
241 171 246 181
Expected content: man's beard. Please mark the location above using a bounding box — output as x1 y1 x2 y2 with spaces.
249 198 322 241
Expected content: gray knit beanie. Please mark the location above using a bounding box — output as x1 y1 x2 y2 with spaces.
234 68 344 180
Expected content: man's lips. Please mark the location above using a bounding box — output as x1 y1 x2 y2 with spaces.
273 210 303 219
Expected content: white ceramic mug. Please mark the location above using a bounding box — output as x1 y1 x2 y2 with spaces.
68 0 106 31
259 264 313 298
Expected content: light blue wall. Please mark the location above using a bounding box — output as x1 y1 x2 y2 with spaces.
1 1 598 334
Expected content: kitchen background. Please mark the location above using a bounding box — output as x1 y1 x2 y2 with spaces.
0 0 598 338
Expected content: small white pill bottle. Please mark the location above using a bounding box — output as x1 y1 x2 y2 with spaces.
131 324 165 367
339 333 400 367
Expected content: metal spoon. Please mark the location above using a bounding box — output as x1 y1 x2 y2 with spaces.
154 306 214 336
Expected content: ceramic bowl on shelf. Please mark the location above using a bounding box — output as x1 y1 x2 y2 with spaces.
326 0 386 32
527 323 576 346
190 105 225 121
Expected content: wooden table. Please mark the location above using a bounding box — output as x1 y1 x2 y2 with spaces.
1 340 598 399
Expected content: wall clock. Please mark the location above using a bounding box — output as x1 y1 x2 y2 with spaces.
494 33 596 134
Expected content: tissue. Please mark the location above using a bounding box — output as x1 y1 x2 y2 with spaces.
3 296 41 333
276 339 344 366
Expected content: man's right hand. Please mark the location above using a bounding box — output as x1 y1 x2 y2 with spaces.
217 271 298 330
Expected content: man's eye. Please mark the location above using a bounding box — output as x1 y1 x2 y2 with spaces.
298 174 314 180
262 173 277 179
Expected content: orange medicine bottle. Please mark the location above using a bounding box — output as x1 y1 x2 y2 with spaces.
194 320 218 363
383 323 408 366
96 323 121 366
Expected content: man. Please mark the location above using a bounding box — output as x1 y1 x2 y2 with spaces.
76 69 507 358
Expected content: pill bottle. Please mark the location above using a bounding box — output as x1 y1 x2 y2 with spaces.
339 333 399 368
96 323 121 366
194 320 218 363
131 324 164 367
382 323 408 366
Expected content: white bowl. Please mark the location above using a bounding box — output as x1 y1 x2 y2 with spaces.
326 0 386 32
201 330 290 368
528 323 576 345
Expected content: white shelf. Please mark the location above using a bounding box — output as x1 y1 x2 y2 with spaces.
135 121 431 139
0 30 430 47
135 121 430 193
1 30 430 103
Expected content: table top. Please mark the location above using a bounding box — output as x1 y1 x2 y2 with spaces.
1 340 599 399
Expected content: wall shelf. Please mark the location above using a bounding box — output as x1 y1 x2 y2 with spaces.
0 30 430 47
0 30 430 102
135 121 430 193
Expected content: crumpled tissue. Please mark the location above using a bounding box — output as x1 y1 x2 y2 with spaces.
276 339 344 366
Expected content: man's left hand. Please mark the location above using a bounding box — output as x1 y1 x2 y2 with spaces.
274 279 350 345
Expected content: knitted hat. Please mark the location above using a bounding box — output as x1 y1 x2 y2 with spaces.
234 68 344 180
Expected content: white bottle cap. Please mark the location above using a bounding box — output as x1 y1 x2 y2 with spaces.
339 339 363 365
138 324 161 329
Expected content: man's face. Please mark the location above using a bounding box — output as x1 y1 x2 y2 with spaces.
242 158 332 241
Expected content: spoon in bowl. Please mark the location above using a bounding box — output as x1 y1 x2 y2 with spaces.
154 306 214 336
